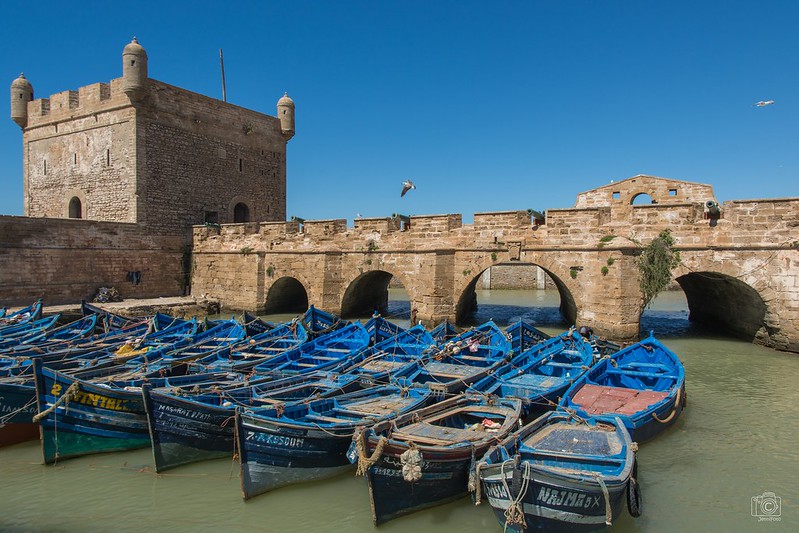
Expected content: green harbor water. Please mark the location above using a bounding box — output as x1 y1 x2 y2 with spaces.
1 289 797 532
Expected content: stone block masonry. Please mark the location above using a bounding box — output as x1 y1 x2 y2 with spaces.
0 216 185 306
192 176 799 353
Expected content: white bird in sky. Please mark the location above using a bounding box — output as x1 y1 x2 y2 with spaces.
401 179 416 197
753 100 775 107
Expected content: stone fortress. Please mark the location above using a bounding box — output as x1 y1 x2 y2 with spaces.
4 39 292 304
4 39 799 352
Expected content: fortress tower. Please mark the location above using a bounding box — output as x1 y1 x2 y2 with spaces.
9 38 293 234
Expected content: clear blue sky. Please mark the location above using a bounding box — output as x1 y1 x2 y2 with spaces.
1 1 795 221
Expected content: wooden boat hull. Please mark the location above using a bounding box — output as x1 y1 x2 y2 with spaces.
0 381 39 446
366 443 475 525
477 413 637 532
34 362 151 463
142 386 235 472
480 466 628 532
359 395 523 525
237 414 355 499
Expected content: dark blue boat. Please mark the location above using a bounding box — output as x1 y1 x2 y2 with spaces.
505 319 551 354
237 384 432 499
355 394 523 525
142 370 363 472
33 358 243 464
334 324 435 385
363 313 406 345
399 321 512 395
251 322 371 377
477 411 640 532
430 320 459 344
0 300 43 328
560 332 686 442
0 315 97 351
470 329 594 418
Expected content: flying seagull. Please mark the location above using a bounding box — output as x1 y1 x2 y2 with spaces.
753 100 775 107
401 179 416 197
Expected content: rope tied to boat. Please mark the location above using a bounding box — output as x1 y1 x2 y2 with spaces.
354 430 388 476
652 386 682 424
595 475 613 526
500 457 529 532
400 443 423 482
32 382 80 423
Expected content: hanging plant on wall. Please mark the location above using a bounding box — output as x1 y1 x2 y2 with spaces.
637 229 680 308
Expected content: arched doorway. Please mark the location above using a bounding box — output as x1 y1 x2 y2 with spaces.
341 270 394 318
68 197 82 219
233 202 250 223
264 277 309 314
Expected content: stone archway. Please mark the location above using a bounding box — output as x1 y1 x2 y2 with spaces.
341 270 395 318
264 276 309 314
676 271 767 341
454 262 578 326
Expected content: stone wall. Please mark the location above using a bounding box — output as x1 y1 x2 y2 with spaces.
20 76 287 236
136 80 287 234
0 215 185 306
190 176 799 352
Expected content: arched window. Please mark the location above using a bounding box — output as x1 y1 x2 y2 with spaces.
233 202 250 223
631 193 657 205
68 197 83 219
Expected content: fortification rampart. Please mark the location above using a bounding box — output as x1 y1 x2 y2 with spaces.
192 176 799 352
0 215 185 306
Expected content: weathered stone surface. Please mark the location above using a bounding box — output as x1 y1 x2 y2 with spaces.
192 175 799 353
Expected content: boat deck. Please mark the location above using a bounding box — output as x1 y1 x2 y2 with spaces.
571 384 669 415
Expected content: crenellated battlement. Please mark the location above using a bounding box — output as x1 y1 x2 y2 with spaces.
26 78 130 126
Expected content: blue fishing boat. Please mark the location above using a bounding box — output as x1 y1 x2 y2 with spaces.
189 320 309 372
0 315 62 347
560 332 685 442
251 322 371 377
0 317 196 448
0 300 43 327
505 319 551 353
363 313 405 345
476 411 640 532
430 320 459 344
399 321 512 395
470 329 594 418
142 371 363 472
300 304 346 338
334 324 435 385
355 394 523 525
0 315 97 351
237 384 432 499
33 358 243 464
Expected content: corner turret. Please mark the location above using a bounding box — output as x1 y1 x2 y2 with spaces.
122 37 148 101
10 73 33 128
277 92 295 140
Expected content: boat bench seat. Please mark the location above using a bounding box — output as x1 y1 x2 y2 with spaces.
304 413 357 424
605 369 676 379
545 362 581 368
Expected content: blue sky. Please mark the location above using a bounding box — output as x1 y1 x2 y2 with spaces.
1 1 795 222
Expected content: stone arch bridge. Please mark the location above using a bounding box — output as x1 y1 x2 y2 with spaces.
191 176 799 353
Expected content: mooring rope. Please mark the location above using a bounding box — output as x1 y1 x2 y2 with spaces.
32 382 80 423
500 457 529 532
595 475 613 526
652 386 682 424
0 396 37 424
354 430 388 476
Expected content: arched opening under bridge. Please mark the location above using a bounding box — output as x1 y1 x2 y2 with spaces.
341 270 396 319
455 263 577 330
676 271 767 341
264 276 309 314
